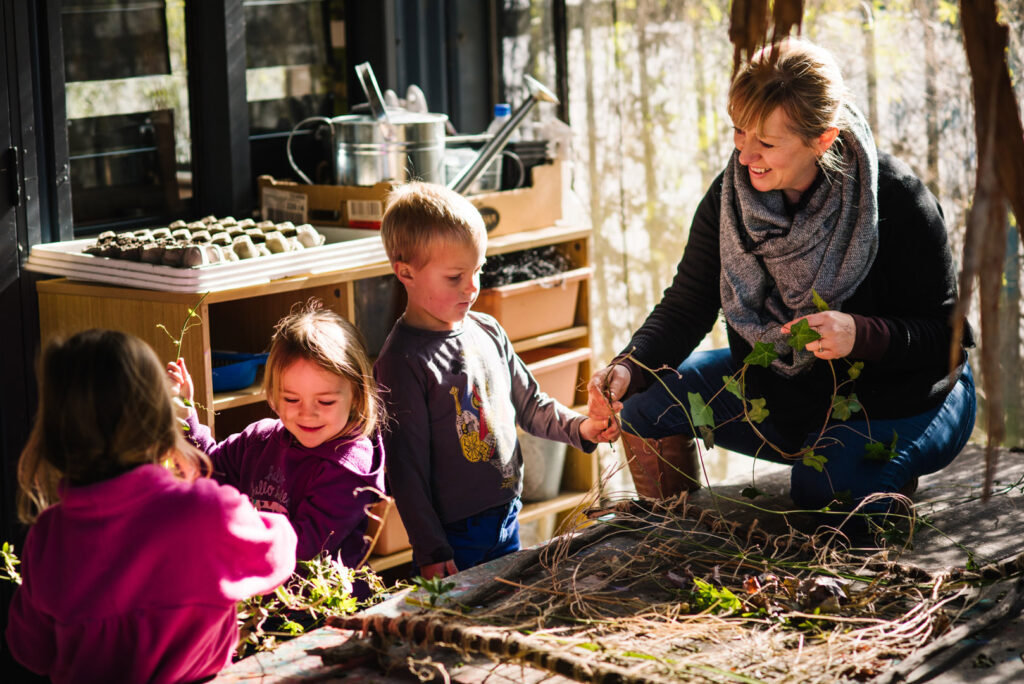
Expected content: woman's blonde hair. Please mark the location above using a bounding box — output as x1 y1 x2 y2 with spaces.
263 300 381 441
380 182 486 267
728 38 849 174
18 329 210 523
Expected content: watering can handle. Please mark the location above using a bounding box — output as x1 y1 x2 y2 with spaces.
286 116 334 185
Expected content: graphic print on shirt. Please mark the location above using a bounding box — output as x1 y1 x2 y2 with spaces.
249 463 290 515
450 385 495 462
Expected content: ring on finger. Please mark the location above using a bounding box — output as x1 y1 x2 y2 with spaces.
818 340 824 353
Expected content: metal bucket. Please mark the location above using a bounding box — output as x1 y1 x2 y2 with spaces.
335 110 448 186
286 110 448 186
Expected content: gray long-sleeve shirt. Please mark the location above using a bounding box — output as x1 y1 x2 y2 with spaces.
374 311 594 566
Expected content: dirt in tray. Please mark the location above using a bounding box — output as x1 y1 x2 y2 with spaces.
481 245 574 288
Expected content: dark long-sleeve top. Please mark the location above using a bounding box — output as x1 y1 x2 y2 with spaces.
375 312 595 567
619 152 968 444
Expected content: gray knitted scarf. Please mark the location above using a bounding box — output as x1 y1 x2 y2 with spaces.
719 103 879 377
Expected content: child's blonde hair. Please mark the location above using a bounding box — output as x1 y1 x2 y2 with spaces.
263 300 381 441
17 329 210 523
380 182 487 267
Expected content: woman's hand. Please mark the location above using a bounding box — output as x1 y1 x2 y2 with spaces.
420 559 458 580
782 311 856 359
587 364 630 421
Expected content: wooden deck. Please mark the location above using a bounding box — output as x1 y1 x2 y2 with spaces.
213 443 1024 683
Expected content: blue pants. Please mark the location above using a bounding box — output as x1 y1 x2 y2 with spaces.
619 349 976 510
444 498 522 572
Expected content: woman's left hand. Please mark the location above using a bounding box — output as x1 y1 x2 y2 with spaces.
782 311 856 360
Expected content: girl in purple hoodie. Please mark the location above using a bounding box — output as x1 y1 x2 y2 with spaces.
169 301 386 568
7 329 297 684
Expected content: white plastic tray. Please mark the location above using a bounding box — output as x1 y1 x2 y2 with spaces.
25 227 388 293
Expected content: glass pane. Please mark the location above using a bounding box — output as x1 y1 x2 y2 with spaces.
62 1 171 82
68 110 185 227
244 0 328 69
244 0 337 184
64 0 191 233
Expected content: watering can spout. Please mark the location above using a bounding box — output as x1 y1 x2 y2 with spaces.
448 76 559 195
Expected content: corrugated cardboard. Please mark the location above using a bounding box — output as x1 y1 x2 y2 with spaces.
258 159 563 235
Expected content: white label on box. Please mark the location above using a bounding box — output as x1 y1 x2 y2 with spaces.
347 199 384 225
262 187 309 224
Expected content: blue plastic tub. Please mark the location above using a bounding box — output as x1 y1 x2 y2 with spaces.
211 351 269 392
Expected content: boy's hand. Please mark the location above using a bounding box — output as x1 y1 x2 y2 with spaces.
587 364 629 421
420 560 458 580
166 358 196 420
580 416 620 444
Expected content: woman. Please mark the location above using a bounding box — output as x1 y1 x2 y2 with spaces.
588 38 976 514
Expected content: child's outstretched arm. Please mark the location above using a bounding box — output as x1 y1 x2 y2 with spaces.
579 415 621 444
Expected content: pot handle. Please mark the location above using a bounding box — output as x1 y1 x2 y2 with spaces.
286 116 334 185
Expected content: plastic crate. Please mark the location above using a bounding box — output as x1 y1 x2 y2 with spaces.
474 267 591 342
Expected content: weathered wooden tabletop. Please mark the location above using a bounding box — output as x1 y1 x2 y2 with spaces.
213 443 1024 683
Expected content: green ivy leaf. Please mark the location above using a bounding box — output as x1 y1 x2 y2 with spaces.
811 288 831 312
864 431 899 462
847 361 864 380
787 318 822 352
744 341 778 367
688 392 714 428
741 485 766 499
723 375 744 400
802 451 828 473
745 397 769 424
831 393 863 421
863 442 893 462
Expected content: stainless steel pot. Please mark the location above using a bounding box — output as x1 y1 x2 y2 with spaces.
286 110 448 186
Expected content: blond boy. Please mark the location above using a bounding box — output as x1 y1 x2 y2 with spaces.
375 183 618 579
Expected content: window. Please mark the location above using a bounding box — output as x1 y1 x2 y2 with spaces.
63 0 192 233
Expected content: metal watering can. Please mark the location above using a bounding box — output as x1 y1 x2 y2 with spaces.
287 63 558 193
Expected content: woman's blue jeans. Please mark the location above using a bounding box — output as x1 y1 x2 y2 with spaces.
619 349 976 510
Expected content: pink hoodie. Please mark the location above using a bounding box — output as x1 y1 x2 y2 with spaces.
6 463 297 684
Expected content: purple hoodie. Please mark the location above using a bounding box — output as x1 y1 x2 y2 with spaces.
186 415 385 566
6 464 296 684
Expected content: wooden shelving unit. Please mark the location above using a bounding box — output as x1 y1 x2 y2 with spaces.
35 222 598 570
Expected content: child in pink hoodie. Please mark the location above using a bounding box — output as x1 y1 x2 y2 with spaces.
7 328 297 684
169 301 386 568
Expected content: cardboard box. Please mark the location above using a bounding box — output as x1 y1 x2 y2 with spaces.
257 159 563 235
520 346 592 406
366 498 410 556
474 266 591 342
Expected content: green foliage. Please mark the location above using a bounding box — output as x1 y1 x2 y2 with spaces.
801 451 828 473
745 397 769 424
787 318 822 352
411 575 457 608
688 392 715 428
743 341 778 367
237 554 387 658
741 485 767 500
847 361 864 380
1 542 21 585
690 577 742 613
864 431 899 462
723 374 744 400
811 289 831 312
830 393 862 421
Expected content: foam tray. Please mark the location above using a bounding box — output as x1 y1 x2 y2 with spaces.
25 227 387 293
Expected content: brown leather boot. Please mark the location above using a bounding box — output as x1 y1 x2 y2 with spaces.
620 432 701 499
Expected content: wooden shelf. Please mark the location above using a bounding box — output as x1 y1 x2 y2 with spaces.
511 325 588 354
36 221 598 575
